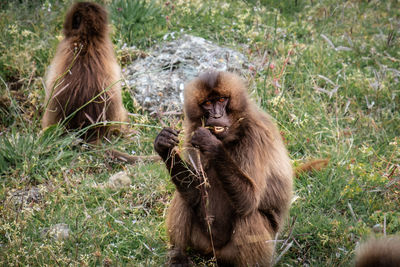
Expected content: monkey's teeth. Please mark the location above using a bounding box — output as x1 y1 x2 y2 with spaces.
214 126 225 133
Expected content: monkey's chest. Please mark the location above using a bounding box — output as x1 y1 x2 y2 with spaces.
194 176 235 248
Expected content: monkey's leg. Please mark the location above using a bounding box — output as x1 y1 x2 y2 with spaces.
218 212 274 267
166 194 193 267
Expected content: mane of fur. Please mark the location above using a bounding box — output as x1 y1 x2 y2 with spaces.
183 71 293 228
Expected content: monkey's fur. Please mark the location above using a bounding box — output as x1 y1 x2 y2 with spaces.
42 2 126 142
154 71 293 266
355 236 400 267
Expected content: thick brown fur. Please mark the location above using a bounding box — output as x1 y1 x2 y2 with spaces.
42 2 127 142
295 158 329 178
155 71 293 266
355 236 400 267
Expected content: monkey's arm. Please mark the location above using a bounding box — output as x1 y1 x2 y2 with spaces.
191 127 259 216
213 149 259 216
166 153 201 206
154 128 201 206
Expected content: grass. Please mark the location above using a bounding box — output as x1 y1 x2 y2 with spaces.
0 0 399 266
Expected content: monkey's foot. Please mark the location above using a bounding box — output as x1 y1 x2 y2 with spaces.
169 248 191 267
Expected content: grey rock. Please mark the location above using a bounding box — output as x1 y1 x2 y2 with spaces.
8 187 42 207
42 223 70 241
124 34 253 114
372 223 383 233
108 171 131 189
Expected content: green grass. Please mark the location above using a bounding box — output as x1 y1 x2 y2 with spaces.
1 0 399 266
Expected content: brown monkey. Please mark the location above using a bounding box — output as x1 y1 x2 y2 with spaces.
42 2 127 142
154 71 293 266
355 236 400 267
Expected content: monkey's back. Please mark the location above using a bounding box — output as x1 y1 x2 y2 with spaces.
42 2 126 141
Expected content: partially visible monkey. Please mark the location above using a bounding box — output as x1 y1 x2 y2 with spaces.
154 71 293 266
42 2 127 142
355 236 400 267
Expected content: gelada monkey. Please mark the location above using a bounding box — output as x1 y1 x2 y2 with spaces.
154 71 293 266
42 2 126 142
42 2 155 163
355 236 400 267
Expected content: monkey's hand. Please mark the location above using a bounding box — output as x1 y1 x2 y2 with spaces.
191 127 222 156
154 127 180 161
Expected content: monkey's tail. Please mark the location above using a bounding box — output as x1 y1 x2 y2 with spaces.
63 2 108 40
294 158 329 178
107 149 161 164
355 236 400 267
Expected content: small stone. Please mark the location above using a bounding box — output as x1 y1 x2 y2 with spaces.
8 187 42 208
108 171 131 189
42 223 70 241
372 223 382 233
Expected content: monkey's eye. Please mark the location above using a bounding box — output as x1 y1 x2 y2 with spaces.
204 100 212 106
218 97 226 102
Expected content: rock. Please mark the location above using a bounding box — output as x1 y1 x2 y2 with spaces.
124 34 253 114
372 223 383 233
42 223 70 241
8 187 42 208
108 171 131 189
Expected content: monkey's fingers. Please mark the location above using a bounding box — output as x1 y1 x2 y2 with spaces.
160 130 179 144
157 137 179 149
163 127 180 137
190 139 202 149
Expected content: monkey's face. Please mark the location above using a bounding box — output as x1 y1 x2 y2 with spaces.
201 96 231 138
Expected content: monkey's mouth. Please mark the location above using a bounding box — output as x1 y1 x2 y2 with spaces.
206 126 228 134
213 126 226 134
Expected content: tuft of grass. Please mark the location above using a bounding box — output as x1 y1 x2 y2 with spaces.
0 125 76 184
110 0 167 48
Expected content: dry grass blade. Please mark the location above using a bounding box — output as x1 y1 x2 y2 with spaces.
187 150 217 265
